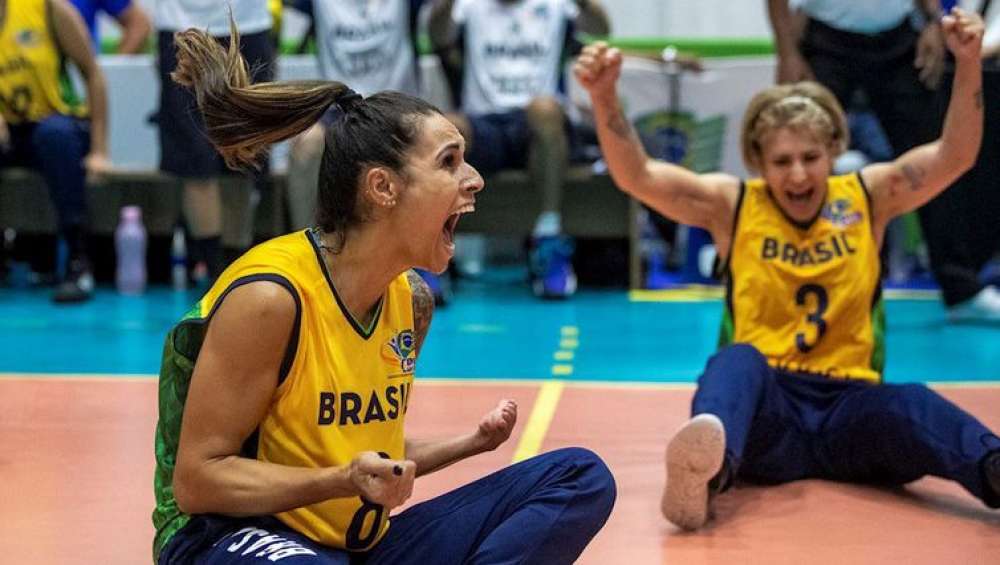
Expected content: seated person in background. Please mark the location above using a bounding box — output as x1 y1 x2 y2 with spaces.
429 0 610 299
154 0 275 283
153 22 616 564
0 0 111 302
575 9 1000 530
70 0 151 54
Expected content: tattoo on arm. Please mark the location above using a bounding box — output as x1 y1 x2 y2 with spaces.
975 89 984 110
406 270 435 356
606 107 635 140
901 163 926 192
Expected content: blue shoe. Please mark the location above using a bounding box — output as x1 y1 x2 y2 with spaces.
415 269 451 306
529 235 577 299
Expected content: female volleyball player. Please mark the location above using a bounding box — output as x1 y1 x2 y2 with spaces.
575 8 999 530
151 21 615 564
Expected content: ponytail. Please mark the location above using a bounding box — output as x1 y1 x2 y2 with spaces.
170 19 353 169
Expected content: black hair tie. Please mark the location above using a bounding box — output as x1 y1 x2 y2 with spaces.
338 88 364 112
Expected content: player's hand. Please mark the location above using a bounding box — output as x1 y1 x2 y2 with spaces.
473 399 517 452
941 8 984 63
915 21 946 89
83 151 112 185
574 41 623 98
775 49 814 84
347 451 416 510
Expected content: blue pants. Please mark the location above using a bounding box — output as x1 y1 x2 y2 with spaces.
1 115 90 237
693 344 1000 508
159 448 617 564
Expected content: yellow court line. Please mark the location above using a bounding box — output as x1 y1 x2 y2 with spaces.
551 364 574 376
553 350 575 361
511 380 565 463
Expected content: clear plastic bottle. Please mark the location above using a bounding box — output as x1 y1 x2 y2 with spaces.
170 226 188 291
115 205 147 295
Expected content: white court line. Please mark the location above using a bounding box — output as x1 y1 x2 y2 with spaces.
3 373 998 389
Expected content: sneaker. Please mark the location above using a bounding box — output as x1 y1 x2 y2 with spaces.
415 269 451 307
661 413 726 530
528 235 577 299
948 286 1000 323
52 258 94 304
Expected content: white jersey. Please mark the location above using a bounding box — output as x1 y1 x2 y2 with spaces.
313 0 418 96
155 0 272 35
454 0 578 115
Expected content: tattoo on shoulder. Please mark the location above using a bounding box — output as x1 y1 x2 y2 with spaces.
901 164 926 192
406 270 435 355
606 107 634 139
975 89 984 110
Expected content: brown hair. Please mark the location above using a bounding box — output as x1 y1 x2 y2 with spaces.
171 20 441 243
739 81 848 173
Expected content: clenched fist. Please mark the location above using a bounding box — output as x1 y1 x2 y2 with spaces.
574 41 623 99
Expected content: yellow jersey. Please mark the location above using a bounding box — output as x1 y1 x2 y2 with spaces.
720 173 885 382
153 229 416 558
0 0 85 124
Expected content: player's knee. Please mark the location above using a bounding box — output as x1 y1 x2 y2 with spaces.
550 447 617 514
525 97 565 136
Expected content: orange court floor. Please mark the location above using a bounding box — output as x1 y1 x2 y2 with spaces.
2 376 998 564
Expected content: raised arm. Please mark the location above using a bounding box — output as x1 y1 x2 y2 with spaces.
403 271 517 477
573 42 740 250
173 281 415 516
49 0 110 177
862 9 984 227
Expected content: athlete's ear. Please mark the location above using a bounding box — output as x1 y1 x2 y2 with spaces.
362 166 401 210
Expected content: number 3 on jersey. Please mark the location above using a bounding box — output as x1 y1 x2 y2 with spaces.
795 284 828 353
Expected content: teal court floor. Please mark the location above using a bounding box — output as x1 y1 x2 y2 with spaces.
1 276 999 564
1 276 998 383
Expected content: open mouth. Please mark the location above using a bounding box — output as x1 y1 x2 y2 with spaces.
442 204 475 248
786 188 814 203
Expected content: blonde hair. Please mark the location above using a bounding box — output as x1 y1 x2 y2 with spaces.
739 81 848 173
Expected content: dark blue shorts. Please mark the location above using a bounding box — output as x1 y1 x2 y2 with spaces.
157 30 275 178
157 448 615 564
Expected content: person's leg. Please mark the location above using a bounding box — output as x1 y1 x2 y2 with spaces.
525 96 568 229
287 122 327 231
522 97 576 298
183 177 224 281
665 344 822 529
29 114 93 302
224 30 276 261
821 382 1000 508
158 29 226 282
365 448 616 565
159 515 350 564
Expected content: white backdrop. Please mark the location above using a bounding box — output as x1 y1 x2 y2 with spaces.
100 54 776 177
108 0 775 42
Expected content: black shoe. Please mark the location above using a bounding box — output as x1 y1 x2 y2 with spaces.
986 451 1000 500
53 259 94 304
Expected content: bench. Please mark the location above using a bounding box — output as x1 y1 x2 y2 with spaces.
0 165 644 286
